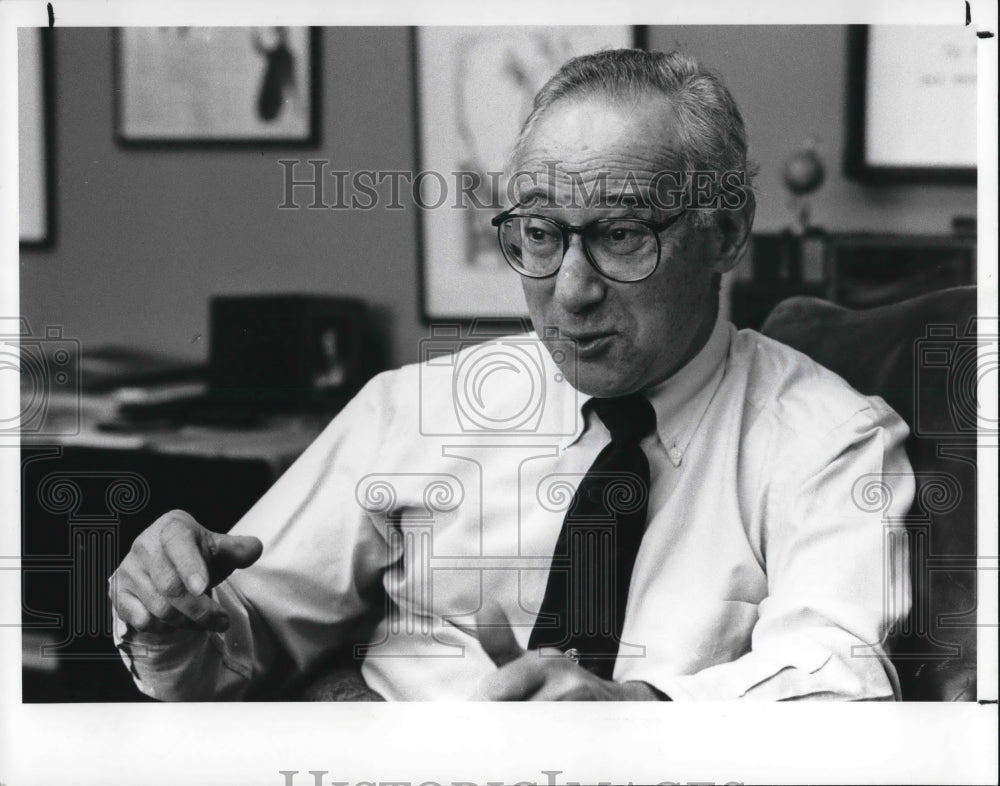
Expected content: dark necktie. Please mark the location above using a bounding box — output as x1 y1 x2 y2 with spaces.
528 394 656 678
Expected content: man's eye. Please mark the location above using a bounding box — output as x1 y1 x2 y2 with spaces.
601 224 643 243
523 224 559 244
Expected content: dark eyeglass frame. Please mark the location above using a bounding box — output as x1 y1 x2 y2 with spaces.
490 207 687 283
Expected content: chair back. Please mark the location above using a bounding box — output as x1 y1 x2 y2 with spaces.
762 286 978 701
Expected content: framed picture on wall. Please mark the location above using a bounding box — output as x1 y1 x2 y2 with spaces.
115 27 318 144
845 25 977 184
415 26 644 320
19 28 52 246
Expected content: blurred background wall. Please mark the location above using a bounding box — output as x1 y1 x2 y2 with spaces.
19 26 977 367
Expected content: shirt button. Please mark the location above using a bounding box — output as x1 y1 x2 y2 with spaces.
668 446 683 465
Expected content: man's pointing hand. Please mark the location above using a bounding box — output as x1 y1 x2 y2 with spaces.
109 510 263 635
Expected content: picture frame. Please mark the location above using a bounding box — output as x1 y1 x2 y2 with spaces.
208 294 372 405
844 25 977 184
114 27 318 144
19 28 53 246
415 26 645 320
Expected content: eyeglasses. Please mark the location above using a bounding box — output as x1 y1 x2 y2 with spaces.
491 208 686 283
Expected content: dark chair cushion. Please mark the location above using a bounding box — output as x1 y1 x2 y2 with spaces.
762 286 978 701
295 660 385 701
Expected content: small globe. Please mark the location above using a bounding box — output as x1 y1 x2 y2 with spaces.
783 147 825 196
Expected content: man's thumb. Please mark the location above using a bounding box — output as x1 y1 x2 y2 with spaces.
207 533 263 583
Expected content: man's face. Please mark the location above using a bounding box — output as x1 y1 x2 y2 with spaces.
513 95 733 397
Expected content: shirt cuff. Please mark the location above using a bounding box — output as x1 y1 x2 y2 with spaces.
112 611 209 700
644 644 898 702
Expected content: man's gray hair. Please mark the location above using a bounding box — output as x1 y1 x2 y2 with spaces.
513 48 757 228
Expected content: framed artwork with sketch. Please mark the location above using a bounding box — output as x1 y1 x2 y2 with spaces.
414 26 643 320
115 27 317 144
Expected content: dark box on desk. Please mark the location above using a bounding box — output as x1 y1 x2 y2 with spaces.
210 294 371 405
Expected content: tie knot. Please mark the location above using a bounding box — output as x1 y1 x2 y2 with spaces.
588 394 656 444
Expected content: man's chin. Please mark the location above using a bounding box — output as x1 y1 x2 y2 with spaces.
542 332 637 396
571 364 638 398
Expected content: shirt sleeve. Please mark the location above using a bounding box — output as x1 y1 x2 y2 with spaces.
654 403 914 701
113 372 400 701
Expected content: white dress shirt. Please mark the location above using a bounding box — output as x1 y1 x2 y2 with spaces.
115 318 913 700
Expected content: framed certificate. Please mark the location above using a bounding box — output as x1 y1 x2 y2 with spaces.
845 25 977 184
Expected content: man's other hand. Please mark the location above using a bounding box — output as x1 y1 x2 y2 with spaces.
109 510 263 635
473 603 661 701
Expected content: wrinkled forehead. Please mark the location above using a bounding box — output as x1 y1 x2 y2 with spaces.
510 94 686 209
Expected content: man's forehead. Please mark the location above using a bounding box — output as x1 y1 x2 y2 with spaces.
516 95 681 161
511 95 684 207
512 172 668 213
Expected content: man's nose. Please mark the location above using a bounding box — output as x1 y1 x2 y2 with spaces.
552 235 605 312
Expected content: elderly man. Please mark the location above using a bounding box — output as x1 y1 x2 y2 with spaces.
110 49 912 701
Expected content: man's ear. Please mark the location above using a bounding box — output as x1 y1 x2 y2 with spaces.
711 189 755 274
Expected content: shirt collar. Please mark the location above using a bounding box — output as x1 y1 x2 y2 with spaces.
562 315 732 466
644 315 731 465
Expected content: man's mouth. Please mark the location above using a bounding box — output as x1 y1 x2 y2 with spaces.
564 331 615 357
